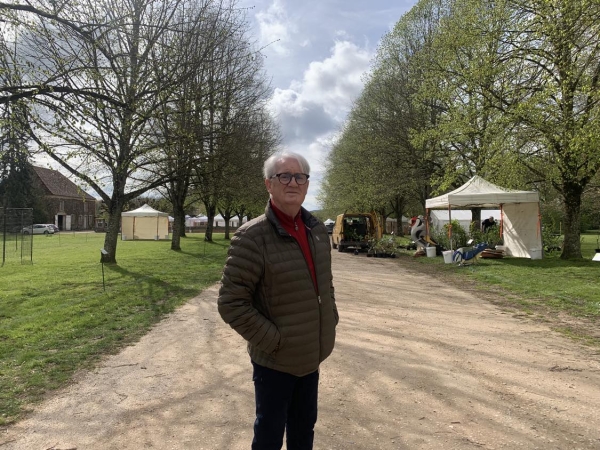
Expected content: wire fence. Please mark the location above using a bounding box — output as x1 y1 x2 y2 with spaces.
0 207 33 266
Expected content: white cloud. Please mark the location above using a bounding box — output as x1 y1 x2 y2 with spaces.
240 0 419 210
256 0 295 56
301 41 371 119
265 40 373 209
269 40 371 124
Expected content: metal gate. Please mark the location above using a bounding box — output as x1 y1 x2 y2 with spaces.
0 207 33 266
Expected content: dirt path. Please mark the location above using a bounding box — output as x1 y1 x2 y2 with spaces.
2 251 600 449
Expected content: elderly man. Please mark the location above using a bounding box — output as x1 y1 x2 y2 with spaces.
218 152 339 450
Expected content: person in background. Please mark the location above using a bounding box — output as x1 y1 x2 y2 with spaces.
218 151 339 450
481 216 496 232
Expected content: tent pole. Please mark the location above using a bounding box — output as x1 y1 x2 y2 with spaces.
448 206 453 250
499 204 504 239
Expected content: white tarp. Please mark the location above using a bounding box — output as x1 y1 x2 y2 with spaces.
121 204 169 240
185 215 208 227
213 215 247 227
425 176 542 258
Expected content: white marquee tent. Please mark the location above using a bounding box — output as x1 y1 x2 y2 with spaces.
425 176 542 258
121 204 169 241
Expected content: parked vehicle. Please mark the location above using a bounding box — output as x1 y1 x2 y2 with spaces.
45 224 60 233
22 224 55 235
324 222 334 234
331 212 382 252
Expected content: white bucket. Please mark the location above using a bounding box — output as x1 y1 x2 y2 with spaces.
426 246 437 258
530 248 542 260
442 250 454 264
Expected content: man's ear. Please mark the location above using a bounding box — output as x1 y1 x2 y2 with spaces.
265 178 272 194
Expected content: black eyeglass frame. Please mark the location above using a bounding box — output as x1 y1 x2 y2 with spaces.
270 172 310 185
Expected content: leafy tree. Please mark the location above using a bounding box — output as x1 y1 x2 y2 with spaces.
487 0 600 258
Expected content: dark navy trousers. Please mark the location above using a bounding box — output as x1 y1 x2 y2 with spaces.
251 361 319 450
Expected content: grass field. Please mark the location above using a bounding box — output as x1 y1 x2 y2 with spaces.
393 232 600 338
0 230 599 426
0 232 227 426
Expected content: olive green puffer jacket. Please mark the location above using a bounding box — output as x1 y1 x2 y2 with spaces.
218 202 338 376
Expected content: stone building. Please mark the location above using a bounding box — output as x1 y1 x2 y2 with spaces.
32 166 96 231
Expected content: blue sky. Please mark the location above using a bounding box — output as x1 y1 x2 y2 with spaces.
239 0 419 210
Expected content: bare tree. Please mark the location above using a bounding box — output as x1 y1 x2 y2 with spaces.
1 0 233 262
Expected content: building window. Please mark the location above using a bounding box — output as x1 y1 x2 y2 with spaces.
79 215 83 226
59 201 65 212
84 202 88 213
89 215 93 228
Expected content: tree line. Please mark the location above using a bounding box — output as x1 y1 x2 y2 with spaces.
0 0 280 263
319 0 600 259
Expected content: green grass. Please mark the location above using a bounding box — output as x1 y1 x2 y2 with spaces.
0 232 228 426
393 232 600 343
1 230 599 426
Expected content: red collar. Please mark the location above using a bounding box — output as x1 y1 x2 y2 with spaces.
271 201 302 231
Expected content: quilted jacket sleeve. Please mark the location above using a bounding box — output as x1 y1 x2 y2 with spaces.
217 230 281 354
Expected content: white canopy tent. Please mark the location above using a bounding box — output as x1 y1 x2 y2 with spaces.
121 204 169 241
425 176 542 258
185 215 208 227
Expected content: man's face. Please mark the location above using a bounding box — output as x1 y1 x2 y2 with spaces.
265 157 309 215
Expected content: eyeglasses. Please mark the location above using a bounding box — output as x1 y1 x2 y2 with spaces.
270 172 310 185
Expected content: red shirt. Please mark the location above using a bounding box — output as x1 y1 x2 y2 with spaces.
270 201 318 291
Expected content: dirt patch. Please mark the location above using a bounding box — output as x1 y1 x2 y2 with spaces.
2 251 600 449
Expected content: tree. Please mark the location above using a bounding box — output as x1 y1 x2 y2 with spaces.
320 0 447 219
2 0 235 263
488 0 600 258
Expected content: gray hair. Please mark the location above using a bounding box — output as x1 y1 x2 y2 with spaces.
263 152 311 179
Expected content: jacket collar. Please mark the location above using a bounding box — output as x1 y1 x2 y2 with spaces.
265 200 319 236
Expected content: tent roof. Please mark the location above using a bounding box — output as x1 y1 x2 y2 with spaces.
121 204 168 217
323 218 335 224
426 176 539 209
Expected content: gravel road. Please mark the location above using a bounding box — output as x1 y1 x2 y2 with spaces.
2 251 599 449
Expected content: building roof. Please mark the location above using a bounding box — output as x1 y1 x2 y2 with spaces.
33 166 96 201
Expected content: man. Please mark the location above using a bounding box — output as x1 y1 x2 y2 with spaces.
218 152 339 450
481 215 496 232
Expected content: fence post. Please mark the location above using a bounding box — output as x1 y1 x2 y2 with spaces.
100 249 109 291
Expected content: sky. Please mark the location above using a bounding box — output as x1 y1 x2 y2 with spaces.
238 0 418 211
30 0 418 211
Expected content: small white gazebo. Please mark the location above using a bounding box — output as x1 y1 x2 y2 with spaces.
121 204 169 240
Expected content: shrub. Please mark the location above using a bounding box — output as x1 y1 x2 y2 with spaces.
432 220 469 249
469 222 503 248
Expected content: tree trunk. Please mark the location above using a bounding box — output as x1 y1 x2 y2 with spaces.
101 202 122 263
170 205 185 251
471 208 482 234
170 224 181 251
204 203 216 242
221 210 233 240
561 183 583 259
